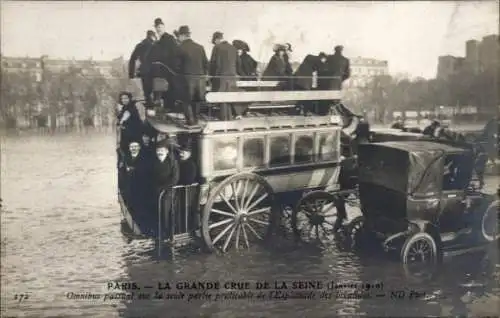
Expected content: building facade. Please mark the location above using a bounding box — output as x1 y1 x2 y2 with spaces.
437 34 499 79
344 57 389 88
436 55 465 79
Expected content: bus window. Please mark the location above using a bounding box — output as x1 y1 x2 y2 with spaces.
318 132 339 162
243 138 265 168
270 135 291 166
213 138 238 171
295 134 314 163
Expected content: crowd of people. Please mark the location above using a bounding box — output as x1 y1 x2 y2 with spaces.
128 17 351 124
116 91 198 231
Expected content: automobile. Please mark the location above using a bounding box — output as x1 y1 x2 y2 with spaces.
291 139 498 266
349 141 498 263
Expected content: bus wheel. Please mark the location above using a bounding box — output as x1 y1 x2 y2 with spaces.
292 191 338 244
202 173 276 253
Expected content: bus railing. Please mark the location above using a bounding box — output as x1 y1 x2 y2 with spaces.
157 183 200 250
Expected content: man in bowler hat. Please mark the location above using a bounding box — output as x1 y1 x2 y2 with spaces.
177 25 209 126
209 31 239 120
153 139 179 235
129 30 157 109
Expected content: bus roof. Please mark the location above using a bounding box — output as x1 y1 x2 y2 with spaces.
147 114 342 135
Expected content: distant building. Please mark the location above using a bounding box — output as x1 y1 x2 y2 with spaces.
345 57 389 88
436 55 464 79
1 55 119 79
465 39 481 74
479 34 499 71
437 34 499 78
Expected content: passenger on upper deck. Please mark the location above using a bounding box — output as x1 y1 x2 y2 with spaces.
262 44 293 82
209 31 240 120
177 25 208 126
129 30 157 109
326 45 350 90
116 92 143 152
292 54 319 91
153 139 180 216
147 18 180 111
233 40 258 81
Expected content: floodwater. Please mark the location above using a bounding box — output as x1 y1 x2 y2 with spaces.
1 132 499 318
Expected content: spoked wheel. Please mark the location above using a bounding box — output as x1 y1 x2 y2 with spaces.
401 232 439 279
202 173 276 253
291 191 340 244
480 200 500 243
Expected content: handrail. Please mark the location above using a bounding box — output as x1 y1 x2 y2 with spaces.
157 189 166 257
205 90 342 103
151 61 343 79
156 183 199 254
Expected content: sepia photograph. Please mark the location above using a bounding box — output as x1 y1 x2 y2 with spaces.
1 1 499 317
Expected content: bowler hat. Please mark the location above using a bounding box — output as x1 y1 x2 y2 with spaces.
318 52 327 59
156 138 170 149
212 31 223 44
178 25 190 36
334 45 344 51
154 18 164 27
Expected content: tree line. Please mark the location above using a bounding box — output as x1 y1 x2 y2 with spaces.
1 59 497 129
0 61 130 130
348 66 499 122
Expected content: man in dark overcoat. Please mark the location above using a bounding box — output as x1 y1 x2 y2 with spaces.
326 45 351 90
147 18 181 111
129 30 156 109
153 139 180 235
209 31 239 120
124 141 151 214
177 25 208 126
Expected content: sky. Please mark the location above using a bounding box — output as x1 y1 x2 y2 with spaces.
1 1 498 79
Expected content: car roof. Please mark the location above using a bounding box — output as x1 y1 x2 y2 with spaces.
371 140 468 154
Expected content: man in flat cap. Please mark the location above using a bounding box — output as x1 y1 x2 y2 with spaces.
209 31 239 120
326 45 351 90
177 25 209 126
129 30 157 109
153 138 179 234
147 18 181 111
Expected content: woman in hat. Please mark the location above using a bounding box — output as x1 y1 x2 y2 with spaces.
116 91 143 153
262 43 293 82
233 40 258 81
